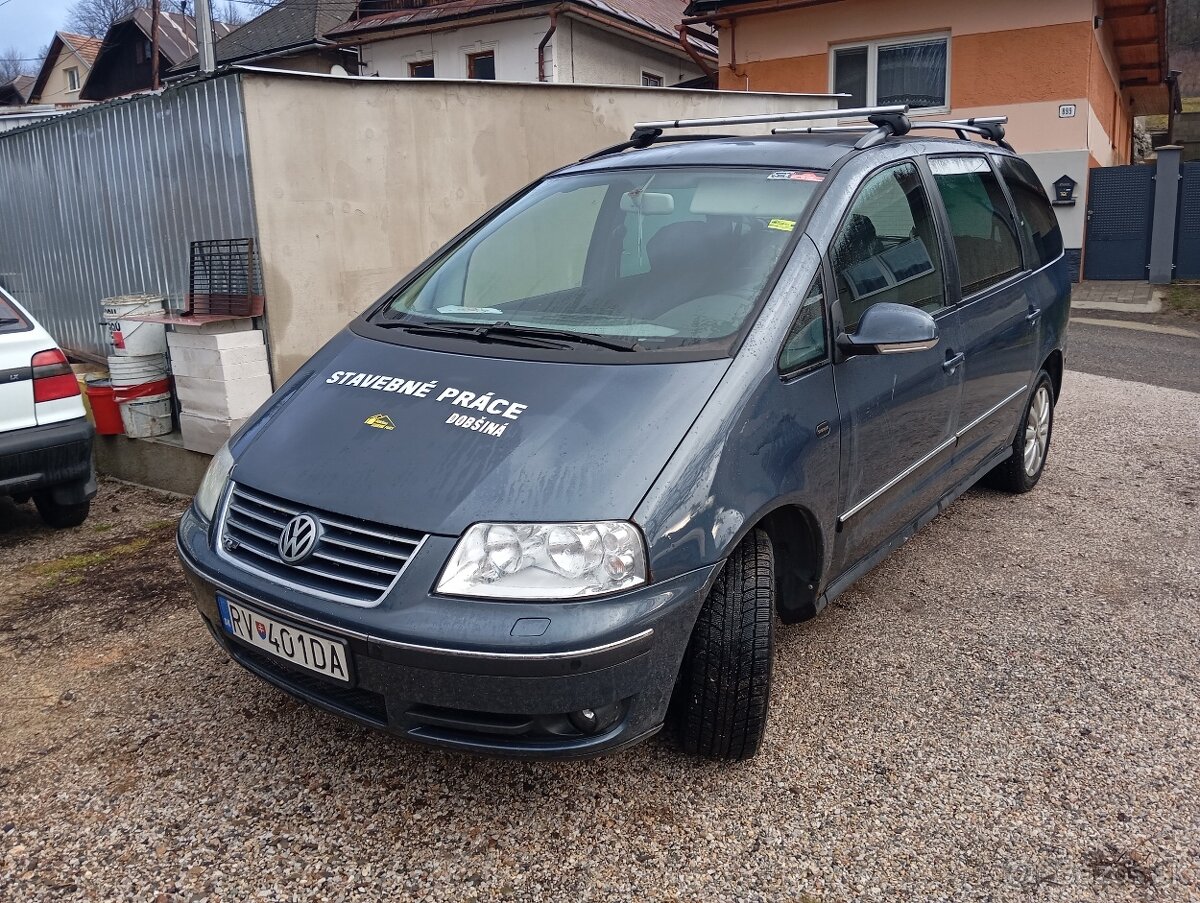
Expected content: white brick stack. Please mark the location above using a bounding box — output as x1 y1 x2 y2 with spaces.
168 324 273 455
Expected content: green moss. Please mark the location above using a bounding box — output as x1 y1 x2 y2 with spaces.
32 537 152 580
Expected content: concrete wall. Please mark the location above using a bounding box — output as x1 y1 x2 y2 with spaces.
239 72 837 379
359 15 702 86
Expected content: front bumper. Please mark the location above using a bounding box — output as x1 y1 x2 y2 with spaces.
0 416 96 502
177 506 716 759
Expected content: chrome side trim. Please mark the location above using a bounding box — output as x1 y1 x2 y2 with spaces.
838 383 1030 526
181 537 654 661
955 384 1028 441
839 435 957 526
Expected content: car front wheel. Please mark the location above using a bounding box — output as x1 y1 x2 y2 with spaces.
676 529 774 761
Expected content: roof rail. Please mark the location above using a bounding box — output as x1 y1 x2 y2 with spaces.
629 104 909 143
774 115 1013 151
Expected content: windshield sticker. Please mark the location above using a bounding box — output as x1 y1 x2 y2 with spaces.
768 219 796 232
767 171 824 182
364 413 395 430
437 305 503 314
327 370 528 438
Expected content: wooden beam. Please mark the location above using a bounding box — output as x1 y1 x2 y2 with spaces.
1120 63 1159 72
1113 36 1156 48
1102 3 1157 21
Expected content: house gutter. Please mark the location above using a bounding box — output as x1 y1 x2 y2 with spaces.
537 5 566 82
683 0 844 26
677 25 716 80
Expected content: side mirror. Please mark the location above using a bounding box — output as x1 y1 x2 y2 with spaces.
836 302 939 357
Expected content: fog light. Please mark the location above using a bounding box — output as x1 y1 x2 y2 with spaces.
568 702 623 735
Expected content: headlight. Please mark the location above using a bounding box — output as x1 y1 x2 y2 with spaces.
194 441 234 521
437 521 647 600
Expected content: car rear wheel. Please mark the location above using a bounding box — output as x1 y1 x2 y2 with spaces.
677 528 774 761
983 371 1055 494
34 493 90 529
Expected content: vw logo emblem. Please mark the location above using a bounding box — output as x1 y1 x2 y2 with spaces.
278 513 321 564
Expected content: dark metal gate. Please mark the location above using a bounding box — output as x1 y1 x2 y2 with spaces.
1175 162 1200 280
1084 165 1155 280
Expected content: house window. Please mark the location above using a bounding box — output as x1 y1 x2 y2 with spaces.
641 71 664 87
832 35 948 110
467 51 495 80
65 67 79 91
409 60 434 78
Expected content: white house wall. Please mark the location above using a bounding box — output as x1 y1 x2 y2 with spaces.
556 18 701 85
360 17 556 82
358 15 703 86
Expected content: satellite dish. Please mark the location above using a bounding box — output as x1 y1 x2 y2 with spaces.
329 65 349 77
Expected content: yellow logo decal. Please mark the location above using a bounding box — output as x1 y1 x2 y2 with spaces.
364 413 395 431
768 218 796 232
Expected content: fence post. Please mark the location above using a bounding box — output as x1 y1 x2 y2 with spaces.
1148 145 1182 284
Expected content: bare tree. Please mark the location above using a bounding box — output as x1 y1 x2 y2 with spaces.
0 46 40 83
67 0 145 39
215 1 250 27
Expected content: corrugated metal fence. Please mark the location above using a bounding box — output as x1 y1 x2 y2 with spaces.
0 73 257 358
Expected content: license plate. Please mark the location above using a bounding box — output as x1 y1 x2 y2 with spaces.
217 595 351 683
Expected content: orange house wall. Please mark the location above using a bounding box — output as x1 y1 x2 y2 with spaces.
718 14 1134 162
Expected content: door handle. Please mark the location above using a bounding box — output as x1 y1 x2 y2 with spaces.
1026 308 1043 325
943 352 965 374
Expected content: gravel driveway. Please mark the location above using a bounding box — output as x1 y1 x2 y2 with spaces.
1 370 1197 902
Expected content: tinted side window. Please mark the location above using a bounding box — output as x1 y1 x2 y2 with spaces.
929 156 1023 297
998 157 1064 268
0 293 30 334
779 274 827 373
831 161 946 330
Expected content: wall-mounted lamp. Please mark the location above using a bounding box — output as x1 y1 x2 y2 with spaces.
1053 174 1078 206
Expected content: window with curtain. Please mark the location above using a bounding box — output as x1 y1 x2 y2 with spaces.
831 36 948 110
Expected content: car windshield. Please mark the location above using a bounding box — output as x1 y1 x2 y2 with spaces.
374 166 824 353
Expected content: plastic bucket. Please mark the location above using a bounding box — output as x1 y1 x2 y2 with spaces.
84 376 125 436
101 294 166 357
118 392 173 438
107 352 168 388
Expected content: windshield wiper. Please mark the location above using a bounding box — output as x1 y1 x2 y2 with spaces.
375 319 641 352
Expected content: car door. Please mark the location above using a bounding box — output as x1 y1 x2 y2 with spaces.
827 160 965 575
927 155 1036 478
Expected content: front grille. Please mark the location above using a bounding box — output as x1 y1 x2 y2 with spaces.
219 482 424 605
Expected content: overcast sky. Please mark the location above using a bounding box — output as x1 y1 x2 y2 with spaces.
2 0 77 65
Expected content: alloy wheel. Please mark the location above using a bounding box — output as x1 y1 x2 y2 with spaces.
1023 386 1051 477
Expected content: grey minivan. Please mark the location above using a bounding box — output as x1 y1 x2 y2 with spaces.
177 107 1069 761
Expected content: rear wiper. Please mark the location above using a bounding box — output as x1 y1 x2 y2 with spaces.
375 319 640 352
0 317 20 326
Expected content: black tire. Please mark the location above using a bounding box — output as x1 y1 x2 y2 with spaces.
34 494 91 529
677 529 774 761
983 370 1055 494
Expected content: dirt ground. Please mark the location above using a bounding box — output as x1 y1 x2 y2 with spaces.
1 369 1198 902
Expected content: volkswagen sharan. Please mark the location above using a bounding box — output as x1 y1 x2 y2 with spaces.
177 107 1069 760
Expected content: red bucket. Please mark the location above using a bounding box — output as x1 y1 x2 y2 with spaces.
85 379 125 436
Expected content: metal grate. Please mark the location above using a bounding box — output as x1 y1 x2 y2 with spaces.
187 237 265 317
218 483 425 606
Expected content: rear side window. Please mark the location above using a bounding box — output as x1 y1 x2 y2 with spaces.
929 156 1023 297
830 161 946 330
0 293 31 334
997 156 1064 268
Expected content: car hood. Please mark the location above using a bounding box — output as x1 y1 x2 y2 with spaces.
231 332 730 536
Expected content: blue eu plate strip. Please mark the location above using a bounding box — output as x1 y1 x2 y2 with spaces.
216 594 234 633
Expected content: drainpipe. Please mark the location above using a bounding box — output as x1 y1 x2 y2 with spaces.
538 5 566 83
677 25 717 82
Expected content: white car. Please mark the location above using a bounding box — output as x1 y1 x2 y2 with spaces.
0 286 95 527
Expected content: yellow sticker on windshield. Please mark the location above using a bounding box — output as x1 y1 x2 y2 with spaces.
768 219 796 232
